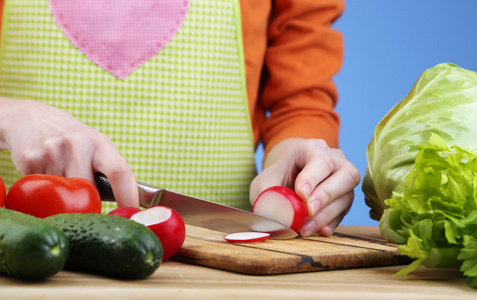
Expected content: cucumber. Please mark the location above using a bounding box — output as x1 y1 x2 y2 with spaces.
46 213 163 279
0 208 69 280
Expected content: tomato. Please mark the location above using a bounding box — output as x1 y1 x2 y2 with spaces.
0 176 5 207
5 174 102 218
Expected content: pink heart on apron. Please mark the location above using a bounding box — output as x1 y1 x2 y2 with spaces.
49 0 189 79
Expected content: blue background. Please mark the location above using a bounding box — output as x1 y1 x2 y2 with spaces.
256 1 477 226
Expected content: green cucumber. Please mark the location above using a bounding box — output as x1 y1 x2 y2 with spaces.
46 213 163 279
0 208 70 280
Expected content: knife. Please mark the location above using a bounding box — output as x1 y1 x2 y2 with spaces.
94 174 297 240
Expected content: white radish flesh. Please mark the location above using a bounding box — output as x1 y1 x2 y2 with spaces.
253 186 307 233
131 207 172 226
253 191 295 227
224 232 271 243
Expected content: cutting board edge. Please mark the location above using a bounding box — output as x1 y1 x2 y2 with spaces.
173 249 413 275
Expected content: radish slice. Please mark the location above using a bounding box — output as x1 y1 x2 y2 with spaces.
253 186 307 233
224 232 271 243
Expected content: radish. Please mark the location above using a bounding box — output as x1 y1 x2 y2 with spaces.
224 232 270 243
107 206 142 218
252 186 307 233
130 206 186 261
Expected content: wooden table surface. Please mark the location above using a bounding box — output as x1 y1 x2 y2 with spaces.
1 226 475 299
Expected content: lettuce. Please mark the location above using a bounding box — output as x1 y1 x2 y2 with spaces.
363 63 477 221
459 235 477 288
382 134 477 283
363 63 477 288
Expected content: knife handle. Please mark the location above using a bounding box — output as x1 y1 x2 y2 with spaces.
94 173 116 200
94 173 161 208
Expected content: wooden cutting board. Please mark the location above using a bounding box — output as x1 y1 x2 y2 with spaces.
174 225 412 275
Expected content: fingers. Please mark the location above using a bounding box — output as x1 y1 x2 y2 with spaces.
254 138 360 237
14 137 72 176
3 100 139 209
55 134 139 208
300 190 353 237
47 132 95 180
293 140 336 202
305 155 359 218
296 145 359 236
87 134 140 208
292 142 360 217
59 132 140 208
14 150 48 175
95 163 139 208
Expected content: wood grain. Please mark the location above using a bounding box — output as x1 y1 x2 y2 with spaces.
174 225 411 274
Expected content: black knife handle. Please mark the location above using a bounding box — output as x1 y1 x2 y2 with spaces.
94 173 160 208
94 173 116 200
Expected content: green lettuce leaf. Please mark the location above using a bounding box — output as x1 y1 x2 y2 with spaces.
380 133 477 287
459 235 477 288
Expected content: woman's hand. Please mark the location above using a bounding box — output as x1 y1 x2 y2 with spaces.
0 98 139 208
250 138 360 237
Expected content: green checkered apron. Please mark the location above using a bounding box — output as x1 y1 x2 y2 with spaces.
0 0 256 212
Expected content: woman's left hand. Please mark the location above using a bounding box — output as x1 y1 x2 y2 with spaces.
250 138 360 237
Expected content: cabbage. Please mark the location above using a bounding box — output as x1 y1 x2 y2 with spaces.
363 63 477 288
363 63 477 220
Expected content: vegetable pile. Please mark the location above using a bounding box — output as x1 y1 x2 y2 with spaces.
0 174 187 281
363 63 477 288
0 207 164 281
47 212 163 279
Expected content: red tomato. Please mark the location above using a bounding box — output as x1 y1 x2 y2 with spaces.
5 174 102 218
0 176 5 207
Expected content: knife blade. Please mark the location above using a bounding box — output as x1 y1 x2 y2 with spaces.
94 174 297 239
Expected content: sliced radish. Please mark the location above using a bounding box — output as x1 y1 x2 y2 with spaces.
130 206 186 261
224 232 271 243
107 206 142 218
252 186 307 233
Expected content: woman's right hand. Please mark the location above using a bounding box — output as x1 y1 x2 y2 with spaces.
0 97 139 208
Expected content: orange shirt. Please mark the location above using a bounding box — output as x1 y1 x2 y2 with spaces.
0 0 344 155
240 0 344 155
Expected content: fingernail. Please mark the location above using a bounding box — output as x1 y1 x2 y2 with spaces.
301 184 311 200
300 221 318 237
309 200 321 217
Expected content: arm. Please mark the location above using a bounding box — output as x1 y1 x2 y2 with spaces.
259 0 344 154
0 97 139 208
249 0 360 236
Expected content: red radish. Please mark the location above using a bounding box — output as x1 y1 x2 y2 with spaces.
224 232 270 243
252 186 307 233
107 206 142 218
130 206 186 261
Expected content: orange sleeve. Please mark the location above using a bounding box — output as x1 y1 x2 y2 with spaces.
241 0 344 155
0 0 4 35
